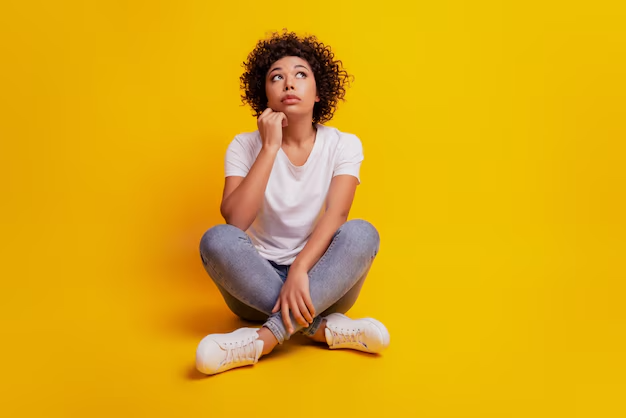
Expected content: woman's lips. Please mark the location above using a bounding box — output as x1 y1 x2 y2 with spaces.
282 98 301 104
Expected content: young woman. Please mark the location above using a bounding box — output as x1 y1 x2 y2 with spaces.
196 30 390 375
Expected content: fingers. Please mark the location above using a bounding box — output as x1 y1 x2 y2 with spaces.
296 298 313 324
259 109 286 126
280 300 309 333
272 298 280 314
291 300 309 328
270 112 286 126
275 278 314 334
281 303 293 334
258 107 273 121
303 291 315 319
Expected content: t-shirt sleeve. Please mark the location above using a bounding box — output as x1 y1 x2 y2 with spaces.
333 133 364 184
224 135 253 177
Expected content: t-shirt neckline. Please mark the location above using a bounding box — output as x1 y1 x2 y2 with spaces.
278 124 321 170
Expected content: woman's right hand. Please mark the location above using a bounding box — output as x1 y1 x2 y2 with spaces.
257 108 287 151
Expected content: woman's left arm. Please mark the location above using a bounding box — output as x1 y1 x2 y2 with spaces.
292 174 359 272
272 174 359 333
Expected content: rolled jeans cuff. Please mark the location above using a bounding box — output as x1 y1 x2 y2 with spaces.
264 313 324 344
300 316 323 337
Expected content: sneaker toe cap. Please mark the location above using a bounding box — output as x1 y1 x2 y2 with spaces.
196 336 223 375
364 319 390 352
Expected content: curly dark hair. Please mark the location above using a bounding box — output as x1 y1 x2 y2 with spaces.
240 30 353 124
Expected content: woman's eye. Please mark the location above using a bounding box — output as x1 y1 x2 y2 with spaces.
271 72 306 81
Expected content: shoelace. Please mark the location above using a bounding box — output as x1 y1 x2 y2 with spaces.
330 327 365 347
223 338 258 365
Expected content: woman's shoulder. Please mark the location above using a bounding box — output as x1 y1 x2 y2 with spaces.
319 124 362 150
231 128 261 143
227 129 262 152
319 124 361 143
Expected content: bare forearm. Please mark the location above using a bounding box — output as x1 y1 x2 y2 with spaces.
221 147 279 230
291 211 348 273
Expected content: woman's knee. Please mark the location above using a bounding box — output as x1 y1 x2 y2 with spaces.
339 219 380 257
199 224 247 265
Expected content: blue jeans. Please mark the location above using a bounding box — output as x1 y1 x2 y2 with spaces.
199 219 380 344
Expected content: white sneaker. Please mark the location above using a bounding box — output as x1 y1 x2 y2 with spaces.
196 328 264 375
324 313 390 354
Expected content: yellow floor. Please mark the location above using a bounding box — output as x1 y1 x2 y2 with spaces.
4 215 625 417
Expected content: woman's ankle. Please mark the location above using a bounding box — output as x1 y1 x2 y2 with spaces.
257 326 279 355
307 319 328 343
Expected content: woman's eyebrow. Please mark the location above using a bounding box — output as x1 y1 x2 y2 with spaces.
268 64 310 75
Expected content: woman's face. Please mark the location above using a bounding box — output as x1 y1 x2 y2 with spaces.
265 55 320 120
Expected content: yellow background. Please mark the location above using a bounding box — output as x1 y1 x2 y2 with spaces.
2 1 625 417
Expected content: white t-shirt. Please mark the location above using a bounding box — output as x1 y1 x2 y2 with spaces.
224 123 364 265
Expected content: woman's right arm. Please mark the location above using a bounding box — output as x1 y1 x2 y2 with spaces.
220 147 278 230
220 108 287 231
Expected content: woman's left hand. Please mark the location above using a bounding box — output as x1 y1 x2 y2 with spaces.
272 266 316 334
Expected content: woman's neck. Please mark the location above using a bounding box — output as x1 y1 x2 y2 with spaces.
281 117 317 148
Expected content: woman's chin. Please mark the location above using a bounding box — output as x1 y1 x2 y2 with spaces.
280 107 311 119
